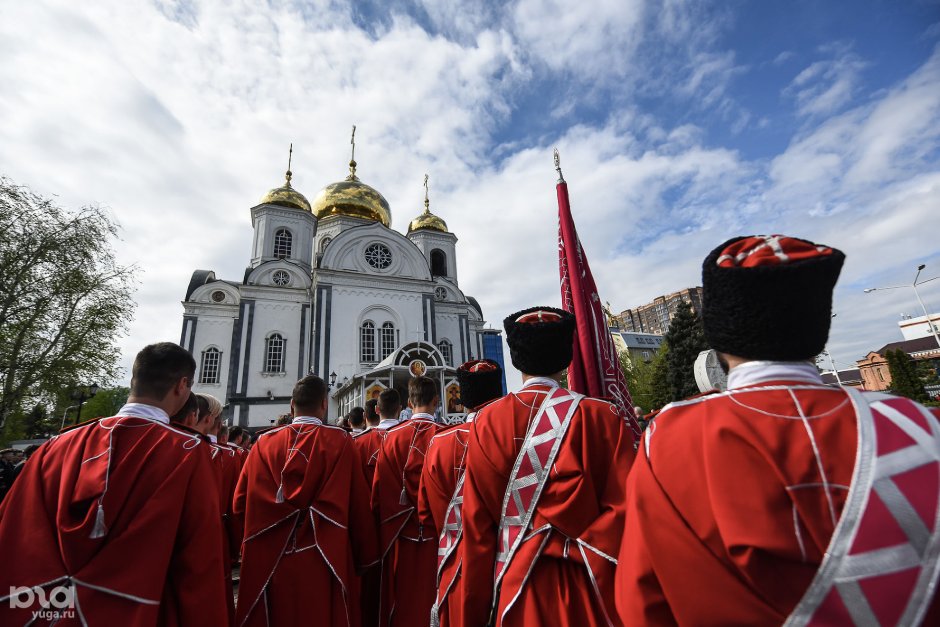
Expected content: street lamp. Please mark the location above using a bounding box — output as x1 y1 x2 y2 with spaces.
820 313 843 386
71 383 99 425
864 264 940 350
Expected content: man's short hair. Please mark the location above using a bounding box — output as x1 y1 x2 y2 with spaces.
293 375 328 415
408 376 438 408
229 426 245 442
194 395 210 424
131 343 196 400
171 393 198 423
377 389 401 418
348 406 365 429
275 414 291 426
365 399 379 425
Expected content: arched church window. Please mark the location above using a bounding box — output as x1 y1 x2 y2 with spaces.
274 229 292 259
320 236 332 254
360 321 376 363
380 322 396 359
264 334 285 373
437 339 453 366
430 249 447 277
200 347 221 384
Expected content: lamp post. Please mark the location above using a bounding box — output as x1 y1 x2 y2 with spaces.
70 384 99 425
821 313 843 386
864 264 940 350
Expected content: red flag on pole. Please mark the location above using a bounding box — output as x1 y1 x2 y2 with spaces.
555 149 641 443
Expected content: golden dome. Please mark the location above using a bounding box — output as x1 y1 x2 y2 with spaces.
408 173 448 233
310 160 392 227
408 208 448 233
260 171 312 213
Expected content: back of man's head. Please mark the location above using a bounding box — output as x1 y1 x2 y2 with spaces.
365 399 380 426
348 406 365 430
229 426 245 446
131 343 196 400
171 392 199 427
409 376 438 410
293 375 328 417
377 389 401 419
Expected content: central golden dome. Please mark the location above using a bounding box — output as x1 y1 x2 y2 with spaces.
310 160 391 227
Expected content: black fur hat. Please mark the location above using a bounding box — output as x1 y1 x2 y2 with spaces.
702 235 845 361
456 360 504 410
503 306 576 376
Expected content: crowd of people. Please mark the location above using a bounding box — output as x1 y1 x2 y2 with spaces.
1 233 939 626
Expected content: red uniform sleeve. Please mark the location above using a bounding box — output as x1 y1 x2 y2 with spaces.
344 438 380 571
372 430 409 557
417 437 451 535
456 423 505 627
615 444 677 626
160 447 230 627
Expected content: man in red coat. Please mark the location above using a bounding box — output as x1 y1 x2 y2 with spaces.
419 359 504 627
0 342 228 626
234 374 377 627
459 307 634 627
373 376 445 627
354 388 402 627
616 235 940 625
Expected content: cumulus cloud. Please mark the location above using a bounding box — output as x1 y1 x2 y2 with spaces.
0 0 938 390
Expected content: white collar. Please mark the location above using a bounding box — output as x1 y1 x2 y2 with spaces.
377 417 399 429
411 412 436 422
351 427 364 435
727 361 823 390
465 412 476 422
207 434 218 443
521 377 560 390
117 403 169 425
292 416 323 425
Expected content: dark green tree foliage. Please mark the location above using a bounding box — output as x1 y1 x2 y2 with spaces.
664 301 708 402
0 178 136 431
78 386 131 422
886 349 930 403
622 343 672 414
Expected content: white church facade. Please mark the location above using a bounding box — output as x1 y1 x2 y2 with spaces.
180 146 505 428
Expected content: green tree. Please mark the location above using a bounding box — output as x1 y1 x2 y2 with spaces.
622 345 671 415
664 301 708 402
76 386 130 422
0 177 136 432
886 349 930 403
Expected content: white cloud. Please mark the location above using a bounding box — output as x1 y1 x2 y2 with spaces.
0 0 937 394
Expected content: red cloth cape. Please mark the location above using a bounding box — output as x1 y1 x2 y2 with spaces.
372 418 444 627
233 422 377 627
0 416 228 626
459 384 634 627
417 423 471 627
615 382 940 625
353 427 390 627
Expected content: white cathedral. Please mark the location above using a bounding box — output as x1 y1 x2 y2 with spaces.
180 144 505 428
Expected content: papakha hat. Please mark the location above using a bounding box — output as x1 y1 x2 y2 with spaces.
503 306 576 376
702 234 844 361
456 359 504 410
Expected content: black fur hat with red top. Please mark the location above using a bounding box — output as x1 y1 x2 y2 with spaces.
702 234 845 361
503 306 576 376
456 359 504 410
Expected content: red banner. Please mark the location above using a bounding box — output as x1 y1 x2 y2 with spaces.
557 176 640 443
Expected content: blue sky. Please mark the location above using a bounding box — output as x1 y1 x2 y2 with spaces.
1 0 938 385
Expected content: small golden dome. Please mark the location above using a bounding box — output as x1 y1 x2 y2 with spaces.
260 170 312 213
408 209 448 233
310 161 392 227
408 173 448 233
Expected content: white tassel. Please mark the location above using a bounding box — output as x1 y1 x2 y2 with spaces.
275 484 285 504
399 487 409 506
89 502 108 539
